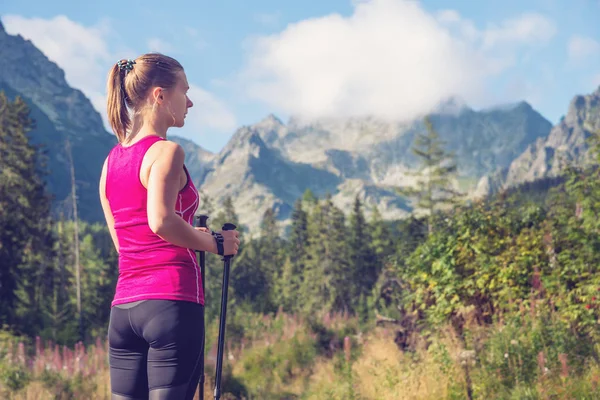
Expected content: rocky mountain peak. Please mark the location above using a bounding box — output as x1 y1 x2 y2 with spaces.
250 113 288 146
564 87 600 128
477 85 600 197
257 113 285 129
217 125 272 166
432 96 470 115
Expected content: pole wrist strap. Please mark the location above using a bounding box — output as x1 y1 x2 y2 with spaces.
212 231 225 256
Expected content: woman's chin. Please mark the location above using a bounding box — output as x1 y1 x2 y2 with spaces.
172 119 186 128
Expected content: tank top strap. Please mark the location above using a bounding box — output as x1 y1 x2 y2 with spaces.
124 134 165 153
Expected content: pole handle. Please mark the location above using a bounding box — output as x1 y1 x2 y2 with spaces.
220 223 237 261
221 223 236 231
196 214 209 228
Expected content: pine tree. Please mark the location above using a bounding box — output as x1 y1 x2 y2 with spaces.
368 205 394 264
260 207 279 242
212 195 243 239
222 196 240 227
230 239 269 311
78 228 116 342
301 195 349 315
277 199 308 312
300 198 331 314
33 220 118 345
44 214 75 343
259 207 285 307
197 188 215 218
397 115 463 233
302 188 318 206
227 202 283 314
326 197 352 313
0 92 55 331
348 195 377 315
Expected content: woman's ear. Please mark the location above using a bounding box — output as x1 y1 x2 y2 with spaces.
151 87 164 105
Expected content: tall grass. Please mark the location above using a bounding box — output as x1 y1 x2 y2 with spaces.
2 307 599 399
0 332 110 399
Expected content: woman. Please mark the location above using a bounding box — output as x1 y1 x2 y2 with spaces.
98 53 240 400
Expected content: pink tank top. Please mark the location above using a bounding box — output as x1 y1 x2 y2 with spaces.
105 135 203 307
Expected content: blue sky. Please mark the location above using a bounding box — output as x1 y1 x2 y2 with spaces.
2 0 599 153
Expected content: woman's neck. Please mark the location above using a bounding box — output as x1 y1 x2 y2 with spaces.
125 114 169 144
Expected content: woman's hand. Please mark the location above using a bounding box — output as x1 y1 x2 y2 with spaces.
219 229 240 256
195 227 240 256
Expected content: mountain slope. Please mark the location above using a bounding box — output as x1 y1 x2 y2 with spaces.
476 86 600 195
200 125 342 230
170 136 216 186
0 21 117 222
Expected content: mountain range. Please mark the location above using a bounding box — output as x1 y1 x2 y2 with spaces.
1 21 599 234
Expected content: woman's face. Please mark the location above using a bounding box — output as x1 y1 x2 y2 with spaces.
161 70 193 128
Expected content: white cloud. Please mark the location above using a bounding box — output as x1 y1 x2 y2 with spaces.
187 85 237 132
239 0 556 122
436 10 479 43
568 35 600 64
2 14 234 140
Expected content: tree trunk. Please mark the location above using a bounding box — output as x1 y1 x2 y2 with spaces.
66 139 83 342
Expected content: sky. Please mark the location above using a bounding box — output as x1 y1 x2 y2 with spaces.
1 0 599 153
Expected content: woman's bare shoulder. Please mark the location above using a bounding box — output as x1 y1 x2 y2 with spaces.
145 139 185 165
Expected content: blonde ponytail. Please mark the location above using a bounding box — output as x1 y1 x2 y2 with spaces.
106 61 131 142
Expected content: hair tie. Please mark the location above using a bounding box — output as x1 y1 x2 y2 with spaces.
117 59 136 72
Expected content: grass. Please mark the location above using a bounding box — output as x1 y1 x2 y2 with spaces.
303 328 462 400
2 308 600 399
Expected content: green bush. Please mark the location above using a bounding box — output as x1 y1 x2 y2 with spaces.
0 361 30 393
472 301 598 397
236 330 317 399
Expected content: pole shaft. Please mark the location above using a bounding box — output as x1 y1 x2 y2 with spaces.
196 215 209 400
214 222 237 400
214 256 231 400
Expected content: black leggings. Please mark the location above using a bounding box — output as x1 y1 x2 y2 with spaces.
108 299 204 400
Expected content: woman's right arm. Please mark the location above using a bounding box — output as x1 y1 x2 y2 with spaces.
146 141 238 254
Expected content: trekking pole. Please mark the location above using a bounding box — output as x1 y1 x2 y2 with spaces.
195 214 209 400
214 222 237 400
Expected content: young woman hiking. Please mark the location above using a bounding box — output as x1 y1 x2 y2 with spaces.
98 53 240 400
